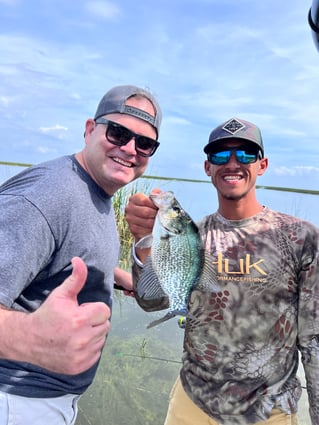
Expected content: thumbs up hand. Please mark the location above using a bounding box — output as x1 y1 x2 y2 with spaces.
26 257 111 375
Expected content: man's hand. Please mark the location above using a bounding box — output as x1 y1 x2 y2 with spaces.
125 189 159 241
125 189 160 263
114 267 134 297
0 257 111 375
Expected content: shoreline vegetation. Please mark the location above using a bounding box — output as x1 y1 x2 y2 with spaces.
1 160 319 196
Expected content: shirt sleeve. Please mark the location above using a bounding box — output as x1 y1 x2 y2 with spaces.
297 227 319 424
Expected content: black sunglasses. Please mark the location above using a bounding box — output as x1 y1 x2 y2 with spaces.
95 118 159 157
207 147 262 165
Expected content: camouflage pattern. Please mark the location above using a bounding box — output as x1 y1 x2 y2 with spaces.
181 208 319 424
133 207 319 425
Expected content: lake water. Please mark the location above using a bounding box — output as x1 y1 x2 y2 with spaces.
75 295 311 425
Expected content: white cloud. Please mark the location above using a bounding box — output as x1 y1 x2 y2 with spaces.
85 1 120 19
274 166 319 176
38 125 68 133
166 116 192 126
36 146 57 154
0 96 11 107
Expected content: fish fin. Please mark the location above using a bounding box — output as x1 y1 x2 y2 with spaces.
147 308 187 329
135 234 153 250
136 256 168 300
196 250 221 292
147 313 175 329
147 311 177 329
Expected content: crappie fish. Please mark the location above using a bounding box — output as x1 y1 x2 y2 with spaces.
136 191 217 329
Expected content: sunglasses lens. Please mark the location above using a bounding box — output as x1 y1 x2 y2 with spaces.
208 148 259 165
107 123 131 146
209 151 231 165
235 150 258 164
135 136 158 157
102 120 159 157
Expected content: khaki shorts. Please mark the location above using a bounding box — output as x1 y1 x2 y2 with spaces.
164 378 299 425
0 391 80 425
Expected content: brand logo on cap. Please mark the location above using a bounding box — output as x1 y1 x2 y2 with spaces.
222 118 245 135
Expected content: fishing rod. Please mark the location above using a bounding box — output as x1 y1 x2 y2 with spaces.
115 352 182 365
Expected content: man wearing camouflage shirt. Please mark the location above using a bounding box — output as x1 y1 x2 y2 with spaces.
125 117 319 425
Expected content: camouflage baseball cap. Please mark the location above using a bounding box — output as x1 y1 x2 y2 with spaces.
204 118 264 157
94 85 162 137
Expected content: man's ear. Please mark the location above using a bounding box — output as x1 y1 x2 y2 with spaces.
84 119 95 141
204 160 212 176
257 157 268 176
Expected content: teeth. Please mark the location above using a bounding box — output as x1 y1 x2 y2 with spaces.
224 176 241 181
113 157 133 167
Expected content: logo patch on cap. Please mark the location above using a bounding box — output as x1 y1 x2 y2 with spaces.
222 118 245 135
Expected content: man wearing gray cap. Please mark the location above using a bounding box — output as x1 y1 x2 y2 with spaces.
0 85 162 424
125 117 319 424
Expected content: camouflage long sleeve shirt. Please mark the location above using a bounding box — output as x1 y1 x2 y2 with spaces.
133 207 319 425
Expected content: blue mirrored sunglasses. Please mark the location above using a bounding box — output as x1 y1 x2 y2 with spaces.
95 118 159 157
207 147 261 165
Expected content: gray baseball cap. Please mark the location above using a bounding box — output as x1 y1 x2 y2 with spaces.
94 85 162 138
204 117 264 157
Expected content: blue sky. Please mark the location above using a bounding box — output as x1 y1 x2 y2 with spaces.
0 0 318 223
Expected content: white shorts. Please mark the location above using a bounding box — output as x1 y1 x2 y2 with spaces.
0 391 80 425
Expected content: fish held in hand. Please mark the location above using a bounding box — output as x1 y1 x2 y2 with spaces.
136 191 218 329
